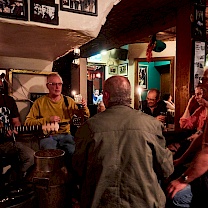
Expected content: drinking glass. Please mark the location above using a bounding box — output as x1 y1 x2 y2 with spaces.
160 112 167 128
74 94 83 108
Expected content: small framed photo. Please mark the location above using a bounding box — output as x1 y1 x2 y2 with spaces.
108 66 118 75
0 0 28 21
138 65 148 89
30 2 59 25
118 63 128 76
60 0 97 16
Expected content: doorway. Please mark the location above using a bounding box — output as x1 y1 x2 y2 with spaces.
87 64 105 116
155 63 171 96
134 57 175 109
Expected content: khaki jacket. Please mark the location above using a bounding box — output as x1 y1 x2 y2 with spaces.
73 105 173 208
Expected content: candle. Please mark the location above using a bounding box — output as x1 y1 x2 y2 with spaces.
137 87 143 109
138 87 142 101
71 90 76 98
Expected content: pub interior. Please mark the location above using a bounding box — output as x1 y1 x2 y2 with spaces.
0 0 208 207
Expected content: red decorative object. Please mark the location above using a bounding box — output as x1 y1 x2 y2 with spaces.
146 35 156 62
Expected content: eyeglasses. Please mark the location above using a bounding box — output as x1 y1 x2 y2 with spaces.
47 82 63 87
146 97 156 101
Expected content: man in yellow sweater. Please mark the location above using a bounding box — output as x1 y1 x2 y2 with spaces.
24 73 90 159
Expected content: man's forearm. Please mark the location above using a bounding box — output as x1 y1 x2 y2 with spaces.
181 147 208 183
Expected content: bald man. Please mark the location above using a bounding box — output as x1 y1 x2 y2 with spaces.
142 88 167 123
72 75 173 208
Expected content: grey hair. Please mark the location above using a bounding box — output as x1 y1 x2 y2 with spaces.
47 73 63 83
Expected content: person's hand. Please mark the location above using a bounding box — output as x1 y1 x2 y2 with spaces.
50 116 61 123
6 129 18 137
166 178 188 199
187 133 200 142
156 115 166 122
198 97 208 107
81 98 87 108
97 101 105 113
188 95 195 104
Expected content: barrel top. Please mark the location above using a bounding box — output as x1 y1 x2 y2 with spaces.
34 149 65 158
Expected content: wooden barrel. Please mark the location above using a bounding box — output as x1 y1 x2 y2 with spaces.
27 149 70 208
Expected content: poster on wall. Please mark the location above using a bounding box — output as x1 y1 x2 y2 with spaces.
194 41 205 88
0 0 28 20
194 4 206 40
138 65 148 89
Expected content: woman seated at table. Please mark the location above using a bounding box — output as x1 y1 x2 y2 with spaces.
168 85 208 159
163 93 175 111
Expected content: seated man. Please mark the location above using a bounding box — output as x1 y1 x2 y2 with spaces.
72 76 174 208
141 88 167 123
24 73 90 170
0 78 34 181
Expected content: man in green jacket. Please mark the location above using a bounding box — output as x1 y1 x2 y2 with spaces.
72 75 173 208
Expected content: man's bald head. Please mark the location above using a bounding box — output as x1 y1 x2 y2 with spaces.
103 76 131 108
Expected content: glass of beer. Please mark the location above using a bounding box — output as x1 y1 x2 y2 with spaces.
74 94 83 108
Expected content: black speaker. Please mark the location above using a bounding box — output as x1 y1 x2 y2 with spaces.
110 49 128 60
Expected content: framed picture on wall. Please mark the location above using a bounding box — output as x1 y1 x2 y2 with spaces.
138 65 148 89
30 2 59 25
0 0 28 21
118 63 128 76
108 65 118 75
60 0 97 16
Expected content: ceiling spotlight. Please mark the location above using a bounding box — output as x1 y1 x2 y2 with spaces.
101 50 107 55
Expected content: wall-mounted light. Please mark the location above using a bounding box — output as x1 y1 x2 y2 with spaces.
96 73 101 78
101 50 107 55
73 59 80 65
73 48 80 65
74 48 80 57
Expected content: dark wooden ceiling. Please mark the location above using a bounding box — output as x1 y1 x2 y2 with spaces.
80 0 207 58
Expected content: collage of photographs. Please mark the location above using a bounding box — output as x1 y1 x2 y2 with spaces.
0 0 97 24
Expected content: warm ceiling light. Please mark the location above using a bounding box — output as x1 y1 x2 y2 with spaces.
101 50 107 55
96 73 101 78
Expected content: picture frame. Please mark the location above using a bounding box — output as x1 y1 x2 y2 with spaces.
138 65 148 89
0 0 28 21
118 63 128 76
60 0 97 16
30 2 59 25
194 4 206 40
108 65 118 75
30 92 47 107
